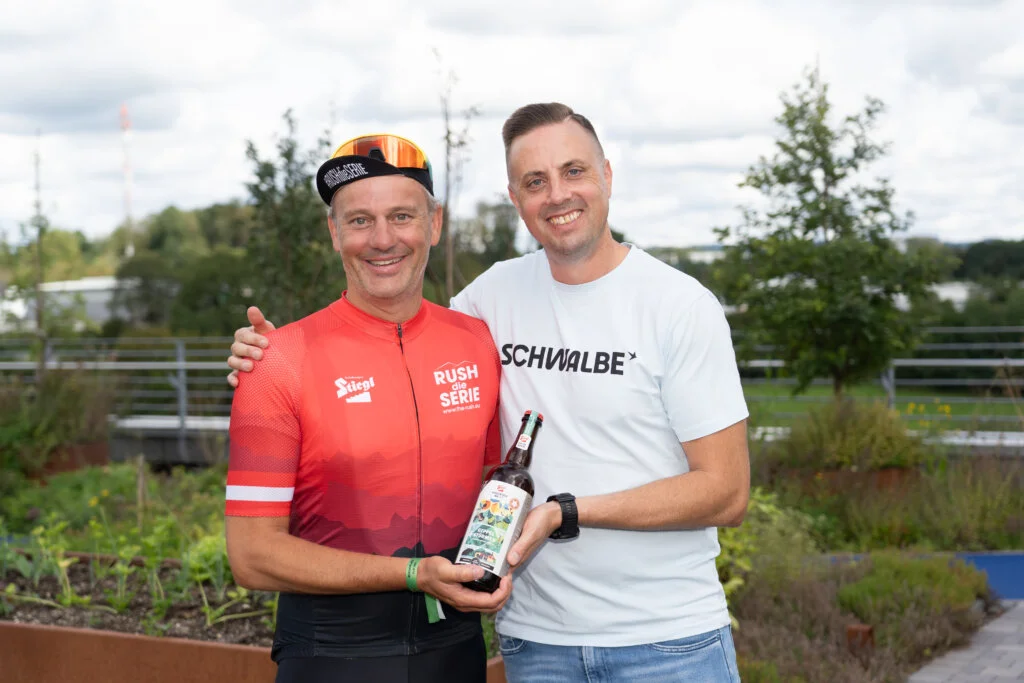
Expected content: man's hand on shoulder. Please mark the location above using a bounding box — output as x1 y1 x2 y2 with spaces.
227 306 275 387
416 556 512 614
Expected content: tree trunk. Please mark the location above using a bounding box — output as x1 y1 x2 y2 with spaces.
833 374 844 398
443 122 455 304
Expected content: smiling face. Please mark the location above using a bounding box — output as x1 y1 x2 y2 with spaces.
506 119 613 264
328 174 441 321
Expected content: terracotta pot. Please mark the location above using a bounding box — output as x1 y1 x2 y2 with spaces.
0 621 509 683
846 622 874 656
487 655 506 683
0 621 275 683
813 467 918 494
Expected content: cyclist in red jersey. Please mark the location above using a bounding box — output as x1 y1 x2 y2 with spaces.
225 133 509 683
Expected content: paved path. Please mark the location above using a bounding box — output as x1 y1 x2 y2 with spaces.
908 601 1024 682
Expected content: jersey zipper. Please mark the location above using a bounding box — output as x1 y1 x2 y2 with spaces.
397 322 424 653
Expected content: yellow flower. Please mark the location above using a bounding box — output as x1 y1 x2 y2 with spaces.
101 489 109 497
89 496 99 507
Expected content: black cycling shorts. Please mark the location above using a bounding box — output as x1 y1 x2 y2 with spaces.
274 632 487 683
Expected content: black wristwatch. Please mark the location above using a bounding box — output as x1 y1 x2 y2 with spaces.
547 493 579 540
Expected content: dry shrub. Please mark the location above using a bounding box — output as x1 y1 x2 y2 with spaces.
732 553 993 683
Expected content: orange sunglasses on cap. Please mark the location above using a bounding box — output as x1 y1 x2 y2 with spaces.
316 133 434 205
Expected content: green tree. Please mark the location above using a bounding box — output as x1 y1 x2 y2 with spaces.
141 206 209 271
713 66 944 397
953 239 1024 283
904 237 961 282
110 250 179 328
170 246 254 336
195 201 254 249
245 110 343 324
455 198 521 267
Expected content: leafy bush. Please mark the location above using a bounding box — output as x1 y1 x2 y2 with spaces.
764 456 1023 552
738 659 805 683
0 370 116 484
841 458 1023 551
1 462 227 549
718 488 819 608
755 398 930 476
837 552 990 662
731 552 995 682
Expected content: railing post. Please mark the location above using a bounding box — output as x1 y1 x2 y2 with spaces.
175 339 187 463
881 363 896 409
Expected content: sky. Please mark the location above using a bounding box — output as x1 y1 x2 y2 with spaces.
1 0 1022 249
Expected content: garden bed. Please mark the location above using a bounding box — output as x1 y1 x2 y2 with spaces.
0 621 276 683
2 556 274 646
2 395 1017 683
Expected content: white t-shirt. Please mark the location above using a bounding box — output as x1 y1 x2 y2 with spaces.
449 244 749 647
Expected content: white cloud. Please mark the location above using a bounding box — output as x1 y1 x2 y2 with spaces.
1 0 1022 248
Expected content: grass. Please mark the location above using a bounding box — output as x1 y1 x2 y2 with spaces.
743 382 1023 431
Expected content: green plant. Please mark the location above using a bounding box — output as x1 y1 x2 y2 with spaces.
731 550 990 682
260 591 279 632
836 552 992 666
31 518 95 608
481 613 498 660
717 488 819 629
738 659 806 683
2 463 136 534
2 462 226 551
837 552 988 636
0 370 116 483
104 539 140 613
138 514 179 622
197 584 272 627
185 523 231 601
0 523 35 585
789 457 1023 552
4 582 64 610
765 398 930 474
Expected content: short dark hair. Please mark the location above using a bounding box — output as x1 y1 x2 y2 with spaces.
501 103 604 158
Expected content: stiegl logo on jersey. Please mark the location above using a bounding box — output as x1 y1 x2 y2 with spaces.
433 361 482 414
335 376 375 403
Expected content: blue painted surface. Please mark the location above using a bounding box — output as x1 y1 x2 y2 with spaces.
957 552 1024 600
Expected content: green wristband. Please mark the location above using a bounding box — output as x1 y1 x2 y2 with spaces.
405 558 422 592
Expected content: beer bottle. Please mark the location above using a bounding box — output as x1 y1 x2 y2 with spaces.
456 409 541 593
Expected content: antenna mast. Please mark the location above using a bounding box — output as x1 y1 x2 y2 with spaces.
33 130 46 377
121 103 135 258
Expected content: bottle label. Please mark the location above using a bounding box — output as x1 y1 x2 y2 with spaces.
455 480 532 578
515 434 532 450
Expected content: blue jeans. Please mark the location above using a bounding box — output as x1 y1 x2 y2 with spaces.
499 625 740 683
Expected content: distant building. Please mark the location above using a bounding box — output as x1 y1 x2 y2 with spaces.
1 276 120 333
684 245 724 264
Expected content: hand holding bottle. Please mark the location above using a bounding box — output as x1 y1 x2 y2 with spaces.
506 501 563 569
413 556 512 613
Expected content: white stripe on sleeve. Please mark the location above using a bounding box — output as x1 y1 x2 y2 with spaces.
225 485 295 502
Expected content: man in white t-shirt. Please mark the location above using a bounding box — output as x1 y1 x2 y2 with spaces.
228 103 750 682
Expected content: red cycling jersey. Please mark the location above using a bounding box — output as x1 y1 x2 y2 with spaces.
226 295 501 659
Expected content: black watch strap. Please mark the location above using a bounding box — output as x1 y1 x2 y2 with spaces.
547 493 579 540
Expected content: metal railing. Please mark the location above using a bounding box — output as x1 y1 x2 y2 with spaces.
736 326 1024 431
1 326 1022 433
